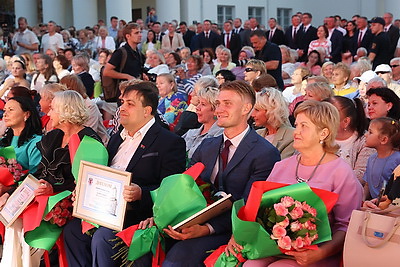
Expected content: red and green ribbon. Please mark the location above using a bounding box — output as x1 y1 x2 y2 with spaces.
205 181 338 267
116 163 206 265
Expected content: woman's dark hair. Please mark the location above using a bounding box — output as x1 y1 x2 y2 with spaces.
366 87 400 120
168 52 181 65
9 86 37 100
34 54 58 84
325 96 368 139
215 69 236 82
200 48 215 64
55 55 70 69
0 96 42 147
147 30 157 44
251 74 278 92
371 117 400 149
346 21 356 34
187 55 204 71
318 25 329 38
306 50 323 66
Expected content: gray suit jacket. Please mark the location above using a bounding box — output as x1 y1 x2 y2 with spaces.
256 125 295 159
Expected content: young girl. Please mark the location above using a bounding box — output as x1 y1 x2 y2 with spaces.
363 117 400 200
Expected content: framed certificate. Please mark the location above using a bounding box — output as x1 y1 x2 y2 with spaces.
73 161 131 231
0 174 40 227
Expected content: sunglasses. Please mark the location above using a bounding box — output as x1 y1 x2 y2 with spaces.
390 65 399 68
376 71 390 74
244 68 256 72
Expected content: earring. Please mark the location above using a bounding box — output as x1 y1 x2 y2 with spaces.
319 140 324 144
24 118 27 122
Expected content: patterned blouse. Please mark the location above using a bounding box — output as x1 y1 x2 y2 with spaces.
158 92 188 124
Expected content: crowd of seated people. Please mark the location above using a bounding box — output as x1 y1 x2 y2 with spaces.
0 9 400 267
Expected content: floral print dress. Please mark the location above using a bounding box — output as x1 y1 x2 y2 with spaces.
158 92 188 125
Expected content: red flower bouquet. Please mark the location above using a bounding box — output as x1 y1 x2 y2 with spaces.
0 146 27 186
43 196 73 227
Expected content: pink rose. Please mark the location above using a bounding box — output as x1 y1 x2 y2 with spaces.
292 237 305 250
271 225 287 239
277 236 292 250
7 158 17 165
277 217 290 228
289 206 304 220
274 203 289 216
290 221 302 232
310 233 318 242
303 235 312 246
303 220 317 231
281 196 295 208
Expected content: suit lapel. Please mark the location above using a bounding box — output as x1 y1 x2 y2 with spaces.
125 123 161 172
224 129 257 175
202 136 223 183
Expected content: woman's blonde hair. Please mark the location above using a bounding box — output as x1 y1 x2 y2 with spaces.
197 87 220 110
52 90 89 125
294 100 340 153
255 88 290 129
40 83 67 101
245 59 266 75
305 82 333 101
157 73 177 92
219 47 232 62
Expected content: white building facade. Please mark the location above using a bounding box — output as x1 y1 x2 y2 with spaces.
14 0 400 29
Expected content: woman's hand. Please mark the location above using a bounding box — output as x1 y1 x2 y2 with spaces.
225 235 243 257
138 217 155 229
163 224 210 240
35 179 54 196
285 248 323 266
0 193 10 210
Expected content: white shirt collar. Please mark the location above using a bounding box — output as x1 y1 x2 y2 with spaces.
223 125 250 148
120 117 155 141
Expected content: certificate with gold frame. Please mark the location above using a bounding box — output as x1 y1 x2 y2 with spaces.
73 161 131 231
0 174 40 227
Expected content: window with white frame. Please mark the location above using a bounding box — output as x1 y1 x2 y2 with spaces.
277 8 292 30
248 7 264 26
217 5 235 27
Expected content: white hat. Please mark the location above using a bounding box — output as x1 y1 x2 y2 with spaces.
374 64 392 73
354 70 378 83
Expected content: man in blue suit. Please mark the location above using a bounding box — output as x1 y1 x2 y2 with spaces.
63 82 186 267
160 80 281 267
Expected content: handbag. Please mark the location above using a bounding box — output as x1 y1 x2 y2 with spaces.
101 46 127 102
343 209 400 267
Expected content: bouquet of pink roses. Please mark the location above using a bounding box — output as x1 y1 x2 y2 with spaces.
0 146 27 186
258 196 318 252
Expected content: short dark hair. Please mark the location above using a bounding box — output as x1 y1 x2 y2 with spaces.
251 74 277 92
215 69 236 82
303 12 312 19
250 30 267 39
123 23 140 38
179 21 187 26
18 17 27 23
366 87 400 120
203 19 212 24
110 16 118 21
55 55 70 69
0 96 42 148
219 80 255 107
123 82 159 116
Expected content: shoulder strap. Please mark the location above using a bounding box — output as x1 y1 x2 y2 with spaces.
119 46 128 72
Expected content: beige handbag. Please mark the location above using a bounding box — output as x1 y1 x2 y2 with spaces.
343 209 400 267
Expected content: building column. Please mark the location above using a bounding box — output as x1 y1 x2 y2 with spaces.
14 0 38 27
105 0 132 24
156 0 180 23
73 0 98 29
42 0 68 27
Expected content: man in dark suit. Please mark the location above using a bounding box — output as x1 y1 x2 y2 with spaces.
383 12 400 57
179 21 195 48
295 12 318 62
159 80 280 267
195 19 222 51
284 14 301 49
326 16 343 63
233 18 244 35
221 20 242 62
266 18 285 45
152 21 164 42
354 16 374 54
63 82 186 267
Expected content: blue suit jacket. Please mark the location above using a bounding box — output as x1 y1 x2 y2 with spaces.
190 128 280 233
107 122 186 227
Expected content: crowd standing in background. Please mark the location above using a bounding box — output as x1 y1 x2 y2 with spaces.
0 8 400 267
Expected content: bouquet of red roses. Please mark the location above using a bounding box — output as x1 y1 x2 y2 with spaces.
43 195 73 227
0 146 27 186
205 181 339 267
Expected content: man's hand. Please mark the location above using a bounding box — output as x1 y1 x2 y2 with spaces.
123 183 142 202
163 224 210 240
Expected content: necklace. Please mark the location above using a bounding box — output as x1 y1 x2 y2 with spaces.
295 152 326 183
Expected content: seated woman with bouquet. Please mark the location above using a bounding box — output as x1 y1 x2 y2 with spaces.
227 100 363 267
0 96 43 266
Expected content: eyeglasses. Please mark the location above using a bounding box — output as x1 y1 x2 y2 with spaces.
244 67 256 72
390 65 400 68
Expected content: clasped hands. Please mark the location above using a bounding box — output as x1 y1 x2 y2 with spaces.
138 217 210 240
